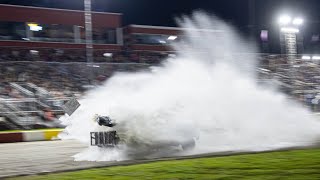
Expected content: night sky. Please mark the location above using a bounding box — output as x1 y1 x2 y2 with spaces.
1 0 319 27
0 0 319 53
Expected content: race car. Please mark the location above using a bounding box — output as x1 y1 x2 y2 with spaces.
90 115 196 151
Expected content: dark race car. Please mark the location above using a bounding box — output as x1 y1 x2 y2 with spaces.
90 115 197 152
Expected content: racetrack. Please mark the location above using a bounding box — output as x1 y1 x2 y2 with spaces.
0 140 318 179
0 140 116 178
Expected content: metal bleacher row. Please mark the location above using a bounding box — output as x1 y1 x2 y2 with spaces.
0 82 68 130
0 61 150 130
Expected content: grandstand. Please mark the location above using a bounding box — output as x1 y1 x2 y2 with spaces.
0 61 150 130
258 54 320 112
0 4 320 130
0 4 179 130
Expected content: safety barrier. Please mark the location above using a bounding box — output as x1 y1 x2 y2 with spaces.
0 129 62 143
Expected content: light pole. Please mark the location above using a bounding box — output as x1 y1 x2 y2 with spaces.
84 0 94 84
278 15 304 93
278 15 303 55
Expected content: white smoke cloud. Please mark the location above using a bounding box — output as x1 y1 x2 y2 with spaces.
60 11 320 161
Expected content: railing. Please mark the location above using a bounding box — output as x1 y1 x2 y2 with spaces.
27 83 50 95
10 82 35 98
0 97 69 113
0 97 68 129
0 103 30 129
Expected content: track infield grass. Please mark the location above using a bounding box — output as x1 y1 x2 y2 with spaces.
8 148 320 180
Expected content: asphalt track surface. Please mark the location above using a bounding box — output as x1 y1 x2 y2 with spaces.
0 140 115 178
0 140 317 179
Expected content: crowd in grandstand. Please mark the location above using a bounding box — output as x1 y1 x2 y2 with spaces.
259 55 320 111
0 61 150 98
2 48 320 130
1 51 320 106
0 57 151 130
0 47 167 64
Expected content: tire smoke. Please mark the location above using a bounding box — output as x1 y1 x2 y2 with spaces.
60 11 320 161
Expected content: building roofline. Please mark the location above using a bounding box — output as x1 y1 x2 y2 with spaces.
129 24 182 30
128 24 224 33
0 3 122 16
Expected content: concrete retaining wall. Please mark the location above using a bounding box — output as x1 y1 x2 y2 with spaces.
0 129 62 143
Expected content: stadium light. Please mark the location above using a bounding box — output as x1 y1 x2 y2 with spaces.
103 53 113 57
312 56 320 60
302 55 311 60
168 35 177 40
278 15 303 27
30 50 39 55
27 23 42 31
280 27 299 33
277 13 305 89
159 40 167 44
292 18 303 25
278 15 292 25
